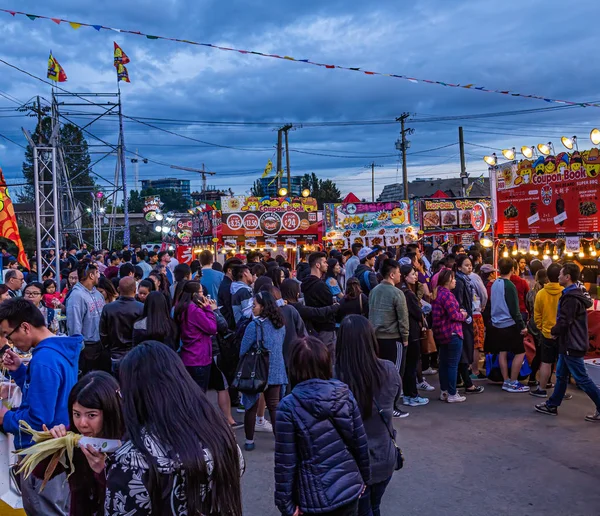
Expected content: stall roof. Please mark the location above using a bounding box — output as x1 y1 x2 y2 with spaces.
342 192 361 204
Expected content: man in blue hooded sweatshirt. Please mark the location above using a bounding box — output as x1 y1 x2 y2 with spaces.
0 298 82 515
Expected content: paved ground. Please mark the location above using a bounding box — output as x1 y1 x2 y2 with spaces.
236 377 600 516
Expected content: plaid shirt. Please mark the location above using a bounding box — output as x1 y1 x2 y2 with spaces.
432 286 465 345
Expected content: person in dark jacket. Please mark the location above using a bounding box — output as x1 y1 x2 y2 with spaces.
398 264 430 406
336 315 401 516
452 255 484 394
336 278 369 322
132 291 178 349
354 247 379 295
275 336 370 516
301 252 337 351
259 284 307 363
281 279 339 338
535 263 600 421
99 277 144 378
295 251 311 282
217 258 242 330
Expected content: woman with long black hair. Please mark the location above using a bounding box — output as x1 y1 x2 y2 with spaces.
133 291 178 349
398 264 430 407
45 371 123 516
335 316 401 516
276 336 370 516
174 281 218 392
325 258 344 301
105 341 244 516
239 290 287 451
336 277 369 322
452 255 484 395
148 269 172 308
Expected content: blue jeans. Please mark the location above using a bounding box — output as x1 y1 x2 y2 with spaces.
547 354 600 409
186 364 212 392
358 477 391 516
438 335 463 395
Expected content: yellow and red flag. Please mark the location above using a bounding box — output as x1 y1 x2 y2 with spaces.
113 42 130 66
0 168 29 269
116 63 130 83
47 52 67 82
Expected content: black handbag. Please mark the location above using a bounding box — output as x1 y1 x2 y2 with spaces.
374 399 404 470
232 320 270 394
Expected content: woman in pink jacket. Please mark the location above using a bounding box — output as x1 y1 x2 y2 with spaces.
174 281 218 392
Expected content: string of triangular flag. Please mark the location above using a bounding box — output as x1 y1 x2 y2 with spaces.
2 8 598 108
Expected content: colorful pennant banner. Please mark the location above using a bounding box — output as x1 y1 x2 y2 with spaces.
2 8 599 108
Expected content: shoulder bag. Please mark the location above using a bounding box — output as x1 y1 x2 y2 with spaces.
232 320 270 394
373 398 404 470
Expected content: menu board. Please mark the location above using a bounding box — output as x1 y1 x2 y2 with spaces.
420 198 491 233
495 150 600 237
192 209 221 245
221 196 320 240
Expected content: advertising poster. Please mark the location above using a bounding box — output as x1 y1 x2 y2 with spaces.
495 150 600 237
175 218 192 245
221 196 320 241
420 198 491 233
323 201 416 247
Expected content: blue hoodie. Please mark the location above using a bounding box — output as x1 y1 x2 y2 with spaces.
4 335 83 448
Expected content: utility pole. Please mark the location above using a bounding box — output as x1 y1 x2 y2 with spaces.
170 164 216 194
395 113 414 200
365 162 383 201
284 127 292 192
276 129 283 190
459 126 469 197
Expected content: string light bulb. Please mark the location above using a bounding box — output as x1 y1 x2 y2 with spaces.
578 245 585 258
552 247 559 260
521 146 534 159
511 243 518 256
502 248 509 258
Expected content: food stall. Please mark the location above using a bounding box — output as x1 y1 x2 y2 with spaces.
323 201 416 249
419 197 492 247
220 195 322 263
191 203 222 258
491 152 600 357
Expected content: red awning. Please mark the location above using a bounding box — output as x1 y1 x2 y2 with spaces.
342 192 361 203
430 190 449 198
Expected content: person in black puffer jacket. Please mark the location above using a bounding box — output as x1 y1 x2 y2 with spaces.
275 337 370 516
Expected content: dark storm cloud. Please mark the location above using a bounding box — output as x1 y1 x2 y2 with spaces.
1 0 600 199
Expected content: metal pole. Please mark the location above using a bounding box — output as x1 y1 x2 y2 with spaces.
51 146 60 279
285 129 291 192
459 126 468 197
117 87 130 246
371 162 375 202
401 117 409 200
276 129 282 191
32 146 43 278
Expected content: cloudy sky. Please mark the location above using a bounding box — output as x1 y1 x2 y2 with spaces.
1 0 599 205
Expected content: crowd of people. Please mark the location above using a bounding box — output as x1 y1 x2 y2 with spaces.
0 239 598 515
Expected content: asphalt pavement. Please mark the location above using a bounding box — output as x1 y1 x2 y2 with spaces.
235 377 600 516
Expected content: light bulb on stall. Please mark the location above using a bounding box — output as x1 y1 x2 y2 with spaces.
553 246 560 260
579 246 585 258
566 251 573 257
502 249 509 258
592 249 598 257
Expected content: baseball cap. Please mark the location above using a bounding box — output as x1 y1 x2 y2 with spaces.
358 247 376 261
480 264 497 273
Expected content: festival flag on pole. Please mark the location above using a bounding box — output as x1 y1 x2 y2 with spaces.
113 42 130 65
116 63 130 82
0 167 30 269
261 159 273 178
47 52 67 82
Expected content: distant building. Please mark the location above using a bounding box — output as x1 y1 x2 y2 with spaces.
141 178 191 203
191 187 232 204
377 177 490 201
260 175 303 197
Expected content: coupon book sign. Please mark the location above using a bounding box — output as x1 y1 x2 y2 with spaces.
495 150 600 237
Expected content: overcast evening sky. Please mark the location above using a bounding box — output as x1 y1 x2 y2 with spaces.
1 0 600 204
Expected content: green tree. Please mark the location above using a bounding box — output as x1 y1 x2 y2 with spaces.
20 116 95 206
127 187 189 213
301 173 342 208
250 179 265 197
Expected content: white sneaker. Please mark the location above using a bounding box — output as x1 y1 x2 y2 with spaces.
423 367 438 376
447 393 467 403
439 390 449 401
417 380 435 392
255 419 273 432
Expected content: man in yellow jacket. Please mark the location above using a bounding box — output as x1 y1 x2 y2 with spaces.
531 263 564 398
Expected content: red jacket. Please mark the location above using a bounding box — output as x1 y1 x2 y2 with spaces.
510 274 530 314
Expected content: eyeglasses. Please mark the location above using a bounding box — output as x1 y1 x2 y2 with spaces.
24 291 42 297
5 323 22 343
